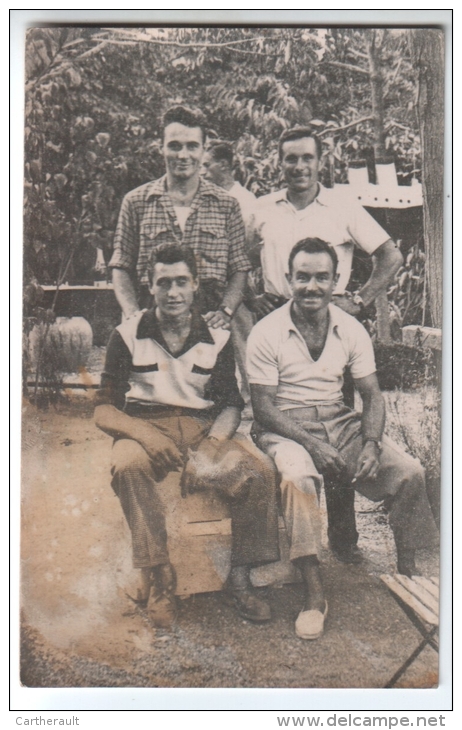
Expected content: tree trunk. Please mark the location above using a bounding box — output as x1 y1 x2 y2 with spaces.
409 30 445 329
365 29 391 342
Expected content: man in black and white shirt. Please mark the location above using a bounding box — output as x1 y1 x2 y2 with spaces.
95 243 279 628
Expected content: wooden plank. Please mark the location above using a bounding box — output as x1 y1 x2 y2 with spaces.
394 574 439 617
412 575 440 600
380 574 439 626
430 576 439 587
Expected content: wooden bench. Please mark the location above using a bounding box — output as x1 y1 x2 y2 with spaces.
380 574 439 688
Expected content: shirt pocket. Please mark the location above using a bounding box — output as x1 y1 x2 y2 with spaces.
198 224 228 265
137 223 174 269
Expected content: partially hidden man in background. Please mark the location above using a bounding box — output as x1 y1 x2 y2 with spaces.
109 105 250 332
247 238 437 641
247 125 403 566
201 139 257 411
95 244 279 627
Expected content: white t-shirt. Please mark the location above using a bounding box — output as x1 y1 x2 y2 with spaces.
173 206 192 233
246 301 376 411
249 184 390 297
228 182 257 236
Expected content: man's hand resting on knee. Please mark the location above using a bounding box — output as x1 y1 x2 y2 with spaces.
95 404 183 481
302 437 347 480
136 427 184 481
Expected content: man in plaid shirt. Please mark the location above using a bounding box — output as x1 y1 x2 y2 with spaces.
109 106 250 330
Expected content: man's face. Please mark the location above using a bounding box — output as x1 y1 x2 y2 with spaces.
280 136 320 195
201 151 223 186
150 261 198 318
287 250 338 314
163 123 204 182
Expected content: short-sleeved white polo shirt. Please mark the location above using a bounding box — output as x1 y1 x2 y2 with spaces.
246 301 376 411
250 184 390 297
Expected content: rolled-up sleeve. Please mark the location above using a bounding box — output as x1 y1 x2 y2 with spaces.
109 193 139 272
226 198 251 276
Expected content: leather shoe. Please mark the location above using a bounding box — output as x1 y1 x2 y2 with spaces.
227 587 271 622
330 543 363 564
147 563 177 628
295 601 328 640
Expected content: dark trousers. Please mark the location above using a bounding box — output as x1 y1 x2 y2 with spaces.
327 369 359 550
110 412 280 569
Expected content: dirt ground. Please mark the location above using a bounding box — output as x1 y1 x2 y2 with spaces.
20 390 439 689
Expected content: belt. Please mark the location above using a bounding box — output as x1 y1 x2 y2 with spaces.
124 403 216 420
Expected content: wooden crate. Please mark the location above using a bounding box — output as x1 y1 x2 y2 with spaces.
158 474 299 597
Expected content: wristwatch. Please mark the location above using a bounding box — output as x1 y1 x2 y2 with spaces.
362 437 382 451
219 305 234 319
352 292 366 312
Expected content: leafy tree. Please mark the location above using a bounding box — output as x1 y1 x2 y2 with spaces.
24 25 431 333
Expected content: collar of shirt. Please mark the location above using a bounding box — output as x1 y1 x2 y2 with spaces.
136 307 215 355
273 183 329 210
144 175 222 204
142 176 223 228
280 300 342 343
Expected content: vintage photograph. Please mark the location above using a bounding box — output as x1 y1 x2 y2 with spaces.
21 25 443 690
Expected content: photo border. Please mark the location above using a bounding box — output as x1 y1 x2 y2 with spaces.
10 7 453 714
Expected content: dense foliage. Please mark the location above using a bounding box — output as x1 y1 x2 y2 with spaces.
24 26 423 321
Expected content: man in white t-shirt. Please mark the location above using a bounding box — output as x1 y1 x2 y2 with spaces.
202 141 258 407
247 238 436 640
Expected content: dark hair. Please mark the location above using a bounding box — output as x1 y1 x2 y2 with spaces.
278 126 322 160
148 243 198 284
162 105 207 144
288 238 338 276
207 140 234 167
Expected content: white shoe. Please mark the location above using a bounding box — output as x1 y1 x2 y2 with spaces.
295 601 328 640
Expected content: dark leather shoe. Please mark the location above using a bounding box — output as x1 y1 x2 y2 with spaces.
227 588 271 622
330 543 363 564
147 563 177 628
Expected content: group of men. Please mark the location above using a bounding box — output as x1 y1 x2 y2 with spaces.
95 105 437 641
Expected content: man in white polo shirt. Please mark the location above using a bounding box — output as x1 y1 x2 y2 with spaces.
247 238 436 640
95 243 279 629
247 125 402 320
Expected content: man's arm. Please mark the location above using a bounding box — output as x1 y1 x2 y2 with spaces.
250 384 346 477
351 373 386 482
334 239 403 315
95 404 183 477
112 268 140 318
361 239 403 306
204 198 250 329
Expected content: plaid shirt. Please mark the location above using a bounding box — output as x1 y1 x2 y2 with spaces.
109 176 250 287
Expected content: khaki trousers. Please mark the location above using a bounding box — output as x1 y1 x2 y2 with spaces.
255 403 437 562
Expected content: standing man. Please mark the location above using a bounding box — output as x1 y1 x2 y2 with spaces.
202 140 257 408
247 126 404 563
109 106 250 330
202 141 257 237
248 125 403 320
247 238 436 640
96 243 279 628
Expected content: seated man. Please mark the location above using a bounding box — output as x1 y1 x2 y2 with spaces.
95 243 279 627
246 237 437 641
